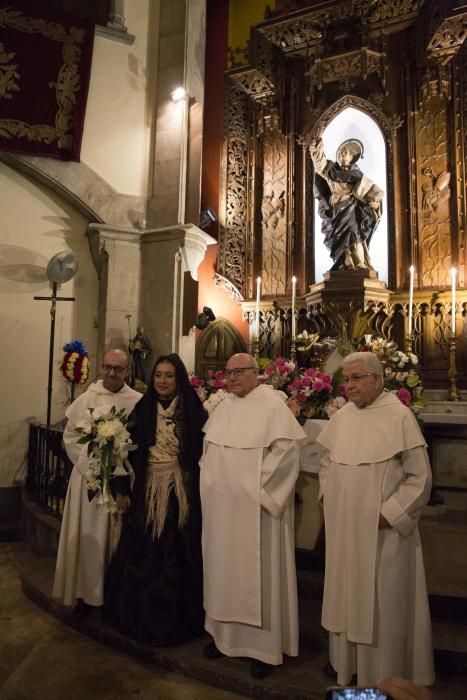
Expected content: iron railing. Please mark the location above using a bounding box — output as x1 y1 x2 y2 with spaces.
27 423 73 519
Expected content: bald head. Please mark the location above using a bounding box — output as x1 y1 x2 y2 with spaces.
102 348 129 392
225 353 258 397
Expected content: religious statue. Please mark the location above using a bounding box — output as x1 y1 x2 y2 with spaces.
129 325 152 387
309 137 384 271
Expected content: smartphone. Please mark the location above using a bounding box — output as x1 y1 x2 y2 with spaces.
325 688 391 700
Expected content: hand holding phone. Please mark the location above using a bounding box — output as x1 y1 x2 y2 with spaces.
326 688 390 700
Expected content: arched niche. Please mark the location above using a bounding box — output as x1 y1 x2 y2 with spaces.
307 95 395 288
195 318 247 376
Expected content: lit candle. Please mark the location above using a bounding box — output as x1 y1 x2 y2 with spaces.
408 265 414 336
291 276 297 338
451 267 457 335
255 276 261 340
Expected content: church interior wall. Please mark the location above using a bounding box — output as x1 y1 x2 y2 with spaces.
0 163 98 487
80 0 157 198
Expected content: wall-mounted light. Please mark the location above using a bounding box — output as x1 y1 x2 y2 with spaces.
171 86 187 102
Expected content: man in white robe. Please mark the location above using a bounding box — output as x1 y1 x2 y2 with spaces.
53 349 141 614
316 351 434 687
200 353 306 679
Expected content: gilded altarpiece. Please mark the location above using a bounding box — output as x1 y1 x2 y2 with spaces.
261 124 288 296
216 0 467 389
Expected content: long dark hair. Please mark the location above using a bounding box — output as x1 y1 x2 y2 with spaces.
127 354 207 531
132 353 205 452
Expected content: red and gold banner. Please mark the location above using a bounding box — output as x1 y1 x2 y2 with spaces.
0 2 94 161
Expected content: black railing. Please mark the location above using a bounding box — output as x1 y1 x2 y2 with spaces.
27 423 73 519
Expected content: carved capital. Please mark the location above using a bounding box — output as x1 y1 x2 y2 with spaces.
231 68 275 99
426 11 467 65
419 62 452 106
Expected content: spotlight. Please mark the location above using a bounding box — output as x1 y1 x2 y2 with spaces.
199 207 217 230
171 86 187 102
195 306 216 330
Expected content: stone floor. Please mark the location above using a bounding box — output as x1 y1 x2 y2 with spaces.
2 542 467 700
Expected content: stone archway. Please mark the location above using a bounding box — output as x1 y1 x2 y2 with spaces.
195 317 247 376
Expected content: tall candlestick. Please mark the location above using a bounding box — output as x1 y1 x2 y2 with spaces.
255 276 261 340
408 265 414 336
291 276 297 338
451 267 457 335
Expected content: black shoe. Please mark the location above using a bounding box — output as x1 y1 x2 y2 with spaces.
250 660 273 679
203 641 224 659
71 600 93 621
323 662 337 681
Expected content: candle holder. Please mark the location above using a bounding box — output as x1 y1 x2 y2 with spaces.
447 336 459 401
290 338 297 363
405 334 413 354
252 338 260 359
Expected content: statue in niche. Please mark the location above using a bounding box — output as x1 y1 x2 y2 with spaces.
129 325 152 387
309 137 384 271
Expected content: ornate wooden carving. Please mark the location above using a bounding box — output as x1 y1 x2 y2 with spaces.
259 0 423 56
426 10 467 65
231 68 275 99
417 99 452 288
215 0 467 389
218 80 249 296
261 122 288 296
306 48 388 94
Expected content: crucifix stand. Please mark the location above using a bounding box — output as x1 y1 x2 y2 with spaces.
34 282 75 426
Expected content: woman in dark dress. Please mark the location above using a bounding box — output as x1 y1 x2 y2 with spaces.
104 353 207 645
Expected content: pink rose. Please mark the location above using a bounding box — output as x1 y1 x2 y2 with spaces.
396 387 411 406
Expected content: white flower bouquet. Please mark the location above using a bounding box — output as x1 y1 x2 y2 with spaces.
75 406 136 513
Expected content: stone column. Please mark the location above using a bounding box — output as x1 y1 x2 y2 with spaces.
87 224 141 368
147 0 206 229
140 224 215 371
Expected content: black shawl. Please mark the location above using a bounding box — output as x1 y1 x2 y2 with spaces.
126 353 207 534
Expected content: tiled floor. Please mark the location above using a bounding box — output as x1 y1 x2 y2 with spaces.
0 543 243 700
2 542 467 700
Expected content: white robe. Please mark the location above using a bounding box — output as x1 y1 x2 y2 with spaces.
317 392 435 686
200 384 306 665
53 381 141 606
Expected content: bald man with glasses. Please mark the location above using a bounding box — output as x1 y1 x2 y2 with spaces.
316 352 434 689
53 349 141 617
200 353 306 679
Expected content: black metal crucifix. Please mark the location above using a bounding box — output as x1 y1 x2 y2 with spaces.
34 282 75 426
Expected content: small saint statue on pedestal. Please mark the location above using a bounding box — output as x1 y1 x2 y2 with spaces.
129 325 152 388
309 137 384 272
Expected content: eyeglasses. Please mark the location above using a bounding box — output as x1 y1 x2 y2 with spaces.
102 364 127 374
342 372 376 384
224 367 256 378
